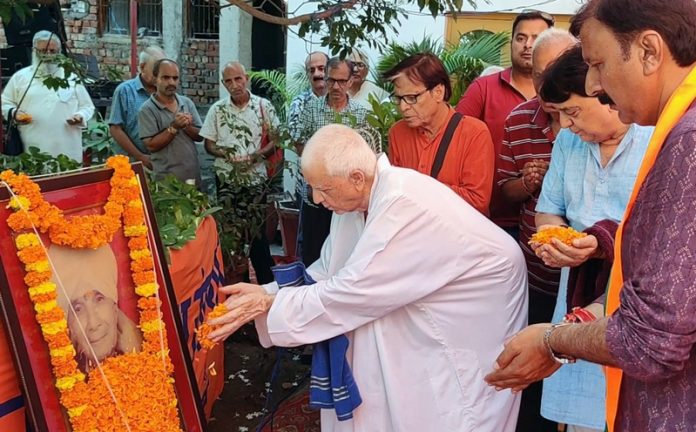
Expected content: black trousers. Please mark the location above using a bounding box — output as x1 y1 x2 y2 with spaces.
300 202 332 266
516 289 558 432
249 224 275 285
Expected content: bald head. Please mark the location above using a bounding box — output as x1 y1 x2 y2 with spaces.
532 28 578 93
301 124 376 214
222 61 249 102
223 61 246 75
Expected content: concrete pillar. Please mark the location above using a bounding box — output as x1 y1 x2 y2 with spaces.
162 0 184 62
218 1 253 99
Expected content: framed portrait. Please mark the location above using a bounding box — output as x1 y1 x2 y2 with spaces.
0 163 207 431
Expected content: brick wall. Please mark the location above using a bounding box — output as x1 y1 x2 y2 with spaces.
0 0 219 108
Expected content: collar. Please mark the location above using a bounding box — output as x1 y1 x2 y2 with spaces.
530 99 551 128
150 93 181 110
229 90 253 108
498 67 528 100
322 94 352 112
367 154 390 213
134 75 147 92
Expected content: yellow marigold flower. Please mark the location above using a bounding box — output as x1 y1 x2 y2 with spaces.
26 260 50 273
28 281 57 297
41 319 68 335
129 249 152 261
135 282 157 297
128 199 143 208
7 195 30 210
140 319 164 333
15 233 40 249
56 374 81 391
50 344 76 359
34 299 57 314
124 225 147 237
67 405 87 418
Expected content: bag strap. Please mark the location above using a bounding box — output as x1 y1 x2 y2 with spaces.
430 112 463 179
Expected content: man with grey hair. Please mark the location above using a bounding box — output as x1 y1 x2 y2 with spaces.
207 123 528 431
200 60 279 284
1 31 95 161
108 45 166 168
347 48 389 109
291 57 370 267
496 27 577 432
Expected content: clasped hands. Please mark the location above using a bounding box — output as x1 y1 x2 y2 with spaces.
206 283 274 343
171 112 193 130
531 224 600 268
520 159 549 193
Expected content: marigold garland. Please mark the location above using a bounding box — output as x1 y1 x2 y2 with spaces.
2 156 183 431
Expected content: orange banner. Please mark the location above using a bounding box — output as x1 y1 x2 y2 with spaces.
0 322 25 432
169 216 226 420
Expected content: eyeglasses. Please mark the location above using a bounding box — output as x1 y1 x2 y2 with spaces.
326 77 350 87
390 89 430 105
353 62 367 70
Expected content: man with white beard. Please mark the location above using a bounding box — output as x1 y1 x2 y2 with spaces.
1 31 95 162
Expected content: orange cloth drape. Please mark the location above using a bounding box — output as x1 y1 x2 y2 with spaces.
604 66 696 432
0 322 25 431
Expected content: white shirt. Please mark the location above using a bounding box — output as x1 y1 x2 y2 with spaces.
350 80 389 110
256 155 528 431
1 65 95 162
199 92 279 178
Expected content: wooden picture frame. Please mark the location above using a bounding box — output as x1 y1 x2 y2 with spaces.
0 164 207 431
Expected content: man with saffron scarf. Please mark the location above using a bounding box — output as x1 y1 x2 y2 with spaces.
485 1 696 431
209 124 528 431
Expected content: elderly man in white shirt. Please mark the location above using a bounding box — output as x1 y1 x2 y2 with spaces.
1 31 95 162
209 124 528 431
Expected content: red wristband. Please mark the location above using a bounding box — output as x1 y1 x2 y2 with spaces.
563 307 597 324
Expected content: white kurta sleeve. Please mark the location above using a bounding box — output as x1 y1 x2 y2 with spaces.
266 196 468 347
1 74 21 119
74 83 95 126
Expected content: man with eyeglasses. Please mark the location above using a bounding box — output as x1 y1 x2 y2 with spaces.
1 30 95 162
347 49 389 110
385 53 494 215
291 57 370 266
456 10 555 238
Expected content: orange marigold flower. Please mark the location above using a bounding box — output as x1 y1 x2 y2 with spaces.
132 270 155 286
36 307 66 325
25 271 51 286
529 226 588 246
17 244 47 264
131 258 153 273
128 236 148 250
196 304 229 351
44 331 71 349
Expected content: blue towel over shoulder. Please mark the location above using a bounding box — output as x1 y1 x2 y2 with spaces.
271 261 362 421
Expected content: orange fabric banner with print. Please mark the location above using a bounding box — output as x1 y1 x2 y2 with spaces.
604 66 696 432
169 216 226 421
0 322 25 432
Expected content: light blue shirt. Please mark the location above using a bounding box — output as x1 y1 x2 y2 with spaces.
537 124 653 429
108 75 152 155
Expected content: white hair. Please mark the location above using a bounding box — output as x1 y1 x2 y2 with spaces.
223 61 246 75
532 28 578 54
301 124 377 179
479 65 504 77
32 30 61 51
139 45 165 66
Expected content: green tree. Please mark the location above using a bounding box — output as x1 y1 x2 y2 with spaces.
225 0 478 56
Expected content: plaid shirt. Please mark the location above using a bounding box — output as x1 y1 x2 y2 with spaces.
291 96 370 206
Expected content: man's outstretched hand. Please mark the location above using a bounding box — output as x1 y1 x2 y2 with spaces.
207 283 274 343
484 324 561 393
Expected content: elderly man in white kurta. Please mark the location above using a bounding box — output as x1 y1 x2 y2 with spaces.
210 124 528 431
1 31 95 162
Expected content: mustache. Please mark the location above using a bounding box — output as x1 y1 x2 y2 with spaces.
313 76 324 81
597 92 614 105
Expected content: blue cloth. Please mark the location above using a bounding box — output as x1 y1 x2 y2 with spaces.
271 261 362 421
537 125 652 429
108 75 152 155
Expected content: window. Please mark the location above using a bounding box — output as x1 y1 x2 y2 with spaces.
188 0 219 39
100 0 162 36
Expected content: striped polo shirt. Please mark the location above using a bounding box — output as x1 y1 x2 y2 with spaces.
497 98 560 296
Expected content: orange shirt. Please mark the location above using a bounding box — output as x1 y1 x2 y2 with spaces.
388 109 494 215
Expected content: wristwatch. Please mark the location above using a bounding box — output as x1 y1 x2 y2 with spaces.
543 323 577 364
167 125 179 135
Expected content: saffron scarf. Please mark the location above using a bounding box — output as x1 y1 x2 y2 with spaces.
605 65 696 432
